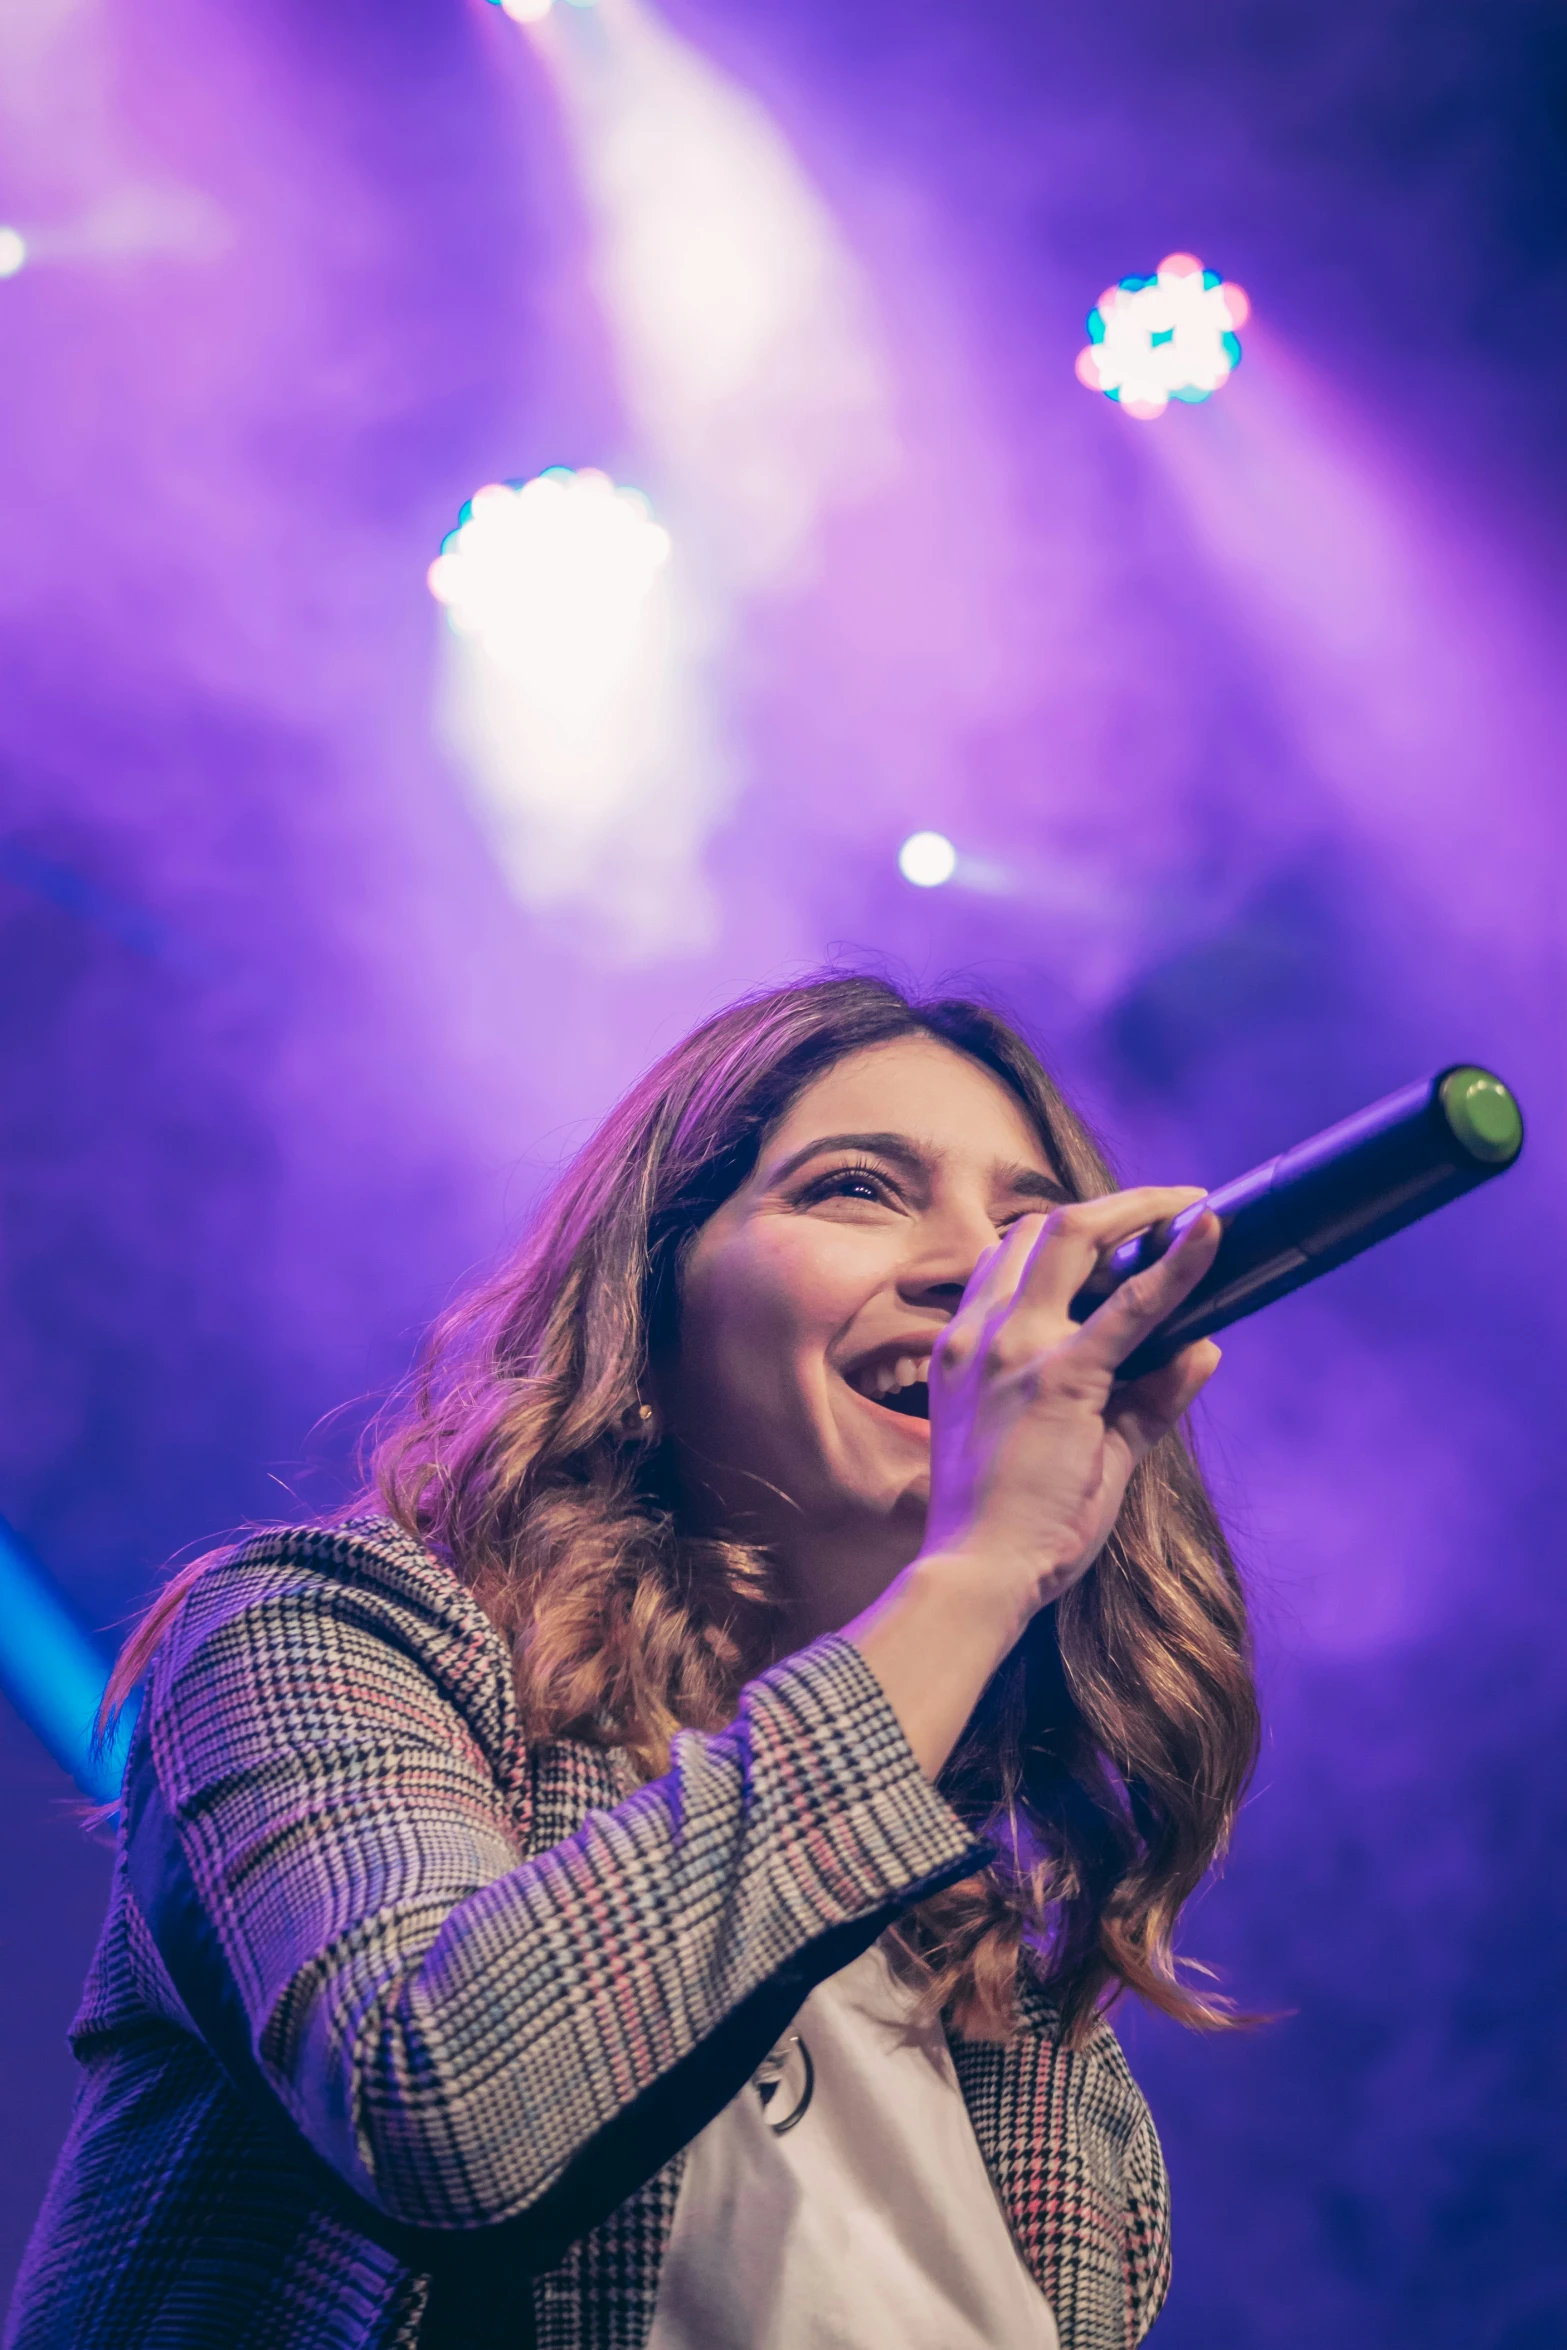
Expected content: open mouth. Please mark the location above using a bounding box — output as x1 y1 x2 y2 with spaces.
846 1355 931 1421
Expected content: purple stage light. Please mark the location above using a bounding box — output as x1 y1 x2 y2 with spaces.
0 227 27 279
1076 251 1248 419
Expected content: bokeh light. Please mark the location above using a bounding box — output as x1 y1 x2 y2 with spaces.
491 0 596 20
428 467 671 684
898 830 958 887
0 228 27 280
1076 251 1247 420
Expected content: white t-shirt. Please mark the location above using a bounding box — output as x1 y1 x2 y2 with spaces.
647 1942 1061 2350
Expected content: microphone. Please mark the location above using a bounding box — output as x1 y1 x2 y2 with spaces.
1070 1065 1524 1381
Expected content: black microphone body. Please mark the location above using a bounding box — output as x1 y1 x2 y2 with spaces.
1070 1065 1523 1381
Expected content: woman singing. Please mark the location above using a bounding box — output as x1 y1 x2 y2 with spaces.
7 973 1258 2350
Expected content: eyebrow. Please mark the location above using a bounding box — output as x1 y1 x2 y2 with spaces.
765 1130 1070 1202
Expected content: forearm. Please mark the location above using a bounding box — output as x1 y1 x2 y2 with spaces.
313 1636 983 2229
146 1551 985 2236
843 1550 1034 1781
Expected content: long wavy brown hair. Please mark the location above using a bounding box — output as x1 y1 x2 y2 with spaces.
112 974 1258 2046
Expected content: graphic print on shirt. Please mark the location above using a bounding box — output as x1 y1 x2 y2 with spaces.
752 2029 815 2133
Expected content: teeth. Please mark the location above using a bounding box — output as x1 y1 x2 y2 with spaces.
858 1356 928 1398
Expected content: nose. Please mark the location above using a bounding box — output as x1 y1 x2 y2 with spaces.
895 1197 1013 1314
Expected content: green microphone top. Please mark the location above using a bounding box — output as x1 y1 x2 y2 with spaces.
1439 1066 1523 1166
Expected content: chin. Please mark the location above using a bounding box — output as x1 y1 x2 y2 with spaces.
866 1473 932 1540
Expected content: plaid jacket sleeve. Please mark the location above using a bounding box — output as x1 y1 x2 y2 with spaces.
133 1519 986 2262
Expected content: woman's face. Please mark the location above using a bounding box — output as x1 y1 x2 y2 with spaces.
659 1035 1071 1641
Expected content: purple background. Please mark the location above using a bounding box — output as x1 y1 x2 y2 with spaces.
1 0 1564 2339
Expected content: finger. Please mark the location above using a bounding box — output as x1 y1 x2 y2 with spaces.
1013 1186 1210 1321
1108 1337 1222 1461
953 1212 1049 1324
1070 1207 1223 1373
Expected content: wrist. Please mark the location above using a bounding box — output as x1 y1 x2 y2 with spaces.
906 1545 1055 1648
842 1550 1038 1783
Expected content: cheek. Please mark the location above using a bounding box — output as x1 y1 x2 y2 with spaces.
682 1226 864 1405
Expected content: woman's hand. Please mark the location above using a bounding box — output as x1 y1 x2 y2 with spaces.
921 1189 1222 1623
845 1190 1222 1780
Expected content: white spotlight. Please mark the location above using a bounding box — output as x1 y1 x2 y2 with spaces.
528 0 891 583
0 228 27 279
496 0 593 24
898 831 958 888
430 469 700 948
458 0 890 954
428 467 670 685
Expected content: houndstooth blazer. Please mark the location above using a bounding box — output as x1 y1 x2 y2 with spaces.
6 1517 1171 2350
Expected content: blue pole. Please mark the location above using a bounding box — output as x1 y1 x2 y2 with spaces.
0 1519 136 1804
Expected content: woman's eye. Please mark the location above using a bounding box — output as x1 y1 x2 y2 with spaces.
800 1165 897 1208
